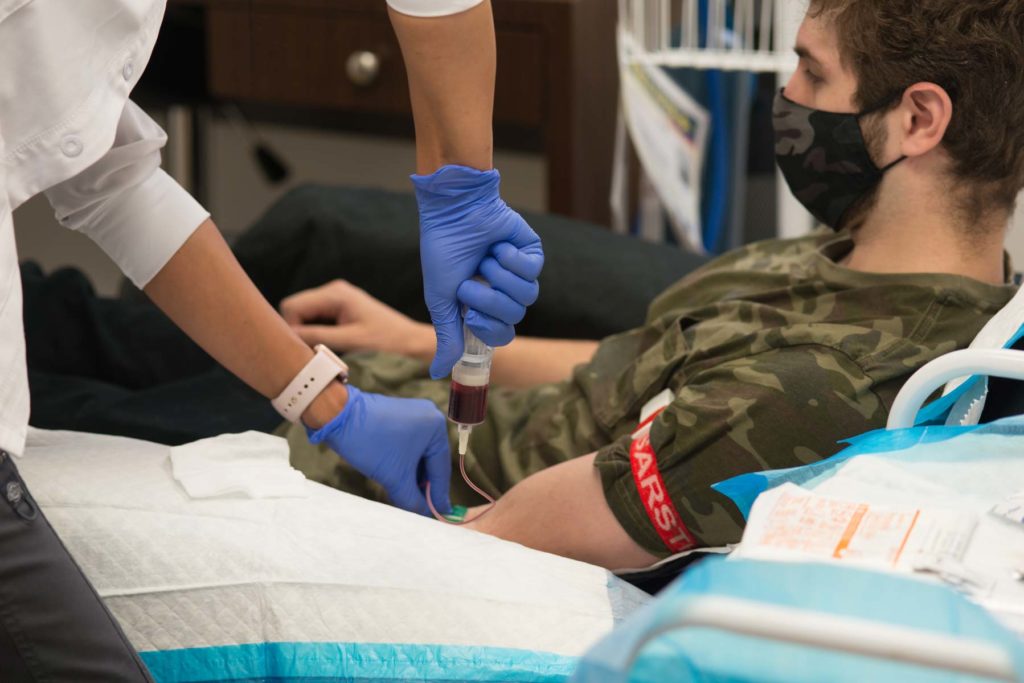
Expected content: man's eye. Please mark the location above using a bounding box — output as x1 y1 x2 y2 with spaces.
805 68 824 85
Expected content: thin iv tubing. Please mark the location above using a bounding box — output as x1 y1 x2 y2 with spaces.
428 321 496 524
426 453 497 526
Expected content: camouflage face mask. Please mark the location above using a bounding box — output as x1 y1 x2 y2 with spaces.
773 89 906 230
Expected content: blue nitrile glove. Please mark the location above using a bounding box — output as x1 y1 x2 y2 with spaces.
413 165 544 379
307 385 452 516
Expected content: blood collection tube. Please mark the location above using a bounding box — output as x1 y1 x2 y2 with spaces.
447 325 493 455
428 324 499 525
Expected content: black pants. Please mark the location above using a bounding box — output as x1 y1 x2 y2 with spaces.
23 262 282 446
0 451 153 682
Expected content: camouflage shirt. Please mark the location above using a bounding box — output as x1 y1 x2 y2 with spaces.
289 232 1014 558
589 233 1014 555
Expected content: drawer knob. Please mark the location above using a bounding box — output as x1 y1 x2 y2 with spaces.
346 50 381 87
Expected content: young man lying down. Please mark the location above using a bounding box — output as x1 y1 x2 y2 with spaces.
276 0 1024 570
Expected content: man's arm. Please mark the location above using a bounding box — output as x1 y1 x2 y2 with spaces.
465 347 894 568
466 453 660 571
491 338 598 387
388 2 495 174
281 280 597 388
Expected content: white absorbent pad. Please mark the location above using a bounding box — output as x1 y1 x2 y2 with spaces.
170 431 307 499
17 428 650 683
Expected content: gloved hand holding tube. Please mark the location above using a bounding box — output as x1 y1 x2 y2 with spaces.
307 386 452 517
427 322 499 526
413 164 544 379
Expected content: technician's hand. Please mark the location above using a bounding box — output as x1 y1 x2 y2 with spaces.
307 385 452 516
413 165 544 379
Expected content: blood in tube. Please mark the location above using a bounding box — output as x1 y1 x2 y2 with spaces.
448 381 488 425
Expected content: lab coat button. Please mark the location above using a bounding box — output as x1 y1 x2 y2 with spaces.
5 481 21 504
60 136 83 158
123 61 134 81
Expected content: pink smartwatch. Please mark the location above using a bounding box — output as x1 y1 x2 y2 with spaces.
271 344 350 423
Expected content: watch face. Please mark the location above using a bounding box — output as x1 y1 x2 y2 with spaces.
315 344 350 376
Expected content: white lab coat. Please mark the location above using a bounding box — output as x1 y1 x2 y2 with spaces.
387 0 483 16
0 0 483 456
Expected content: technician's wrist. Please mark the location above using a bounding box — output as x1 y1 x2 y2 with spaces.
301 380 349 430
414 150 494 177
411 164 500 200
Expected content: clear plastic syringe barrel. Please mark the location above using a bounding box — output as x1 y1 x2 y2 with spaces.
447 326 493 427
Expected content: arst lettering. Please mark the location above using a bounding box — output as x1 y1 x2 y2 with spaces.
633 438 653 479
641 474 664 507
629 429 696 554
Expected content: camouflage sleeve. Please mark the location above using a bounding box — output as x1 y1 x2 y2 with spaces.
593 345 889 556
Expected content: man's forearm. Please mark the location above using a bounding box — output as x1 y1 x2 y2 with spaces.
466 453 659 571
406 323 597 388
389 2 495 173
491 337 598 388
143 219 346 428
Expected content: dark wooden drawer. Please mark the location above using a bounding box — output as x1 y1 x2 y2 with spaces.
167 0 618 226
207 2 545 126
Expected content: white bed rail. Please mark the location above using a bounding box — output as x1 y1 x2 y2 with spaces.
624 595 1018 681
887 349 1024 430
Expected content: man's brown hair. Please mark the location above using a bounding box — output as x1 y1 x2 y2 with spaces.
811 0 1024 219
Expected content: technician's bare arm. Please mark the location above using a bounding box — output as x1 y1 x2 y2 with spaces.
45 104 347 430
387 0 495 173
144 220 347 429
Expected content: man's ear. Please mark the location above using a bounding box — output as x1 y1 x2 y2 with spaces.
897 83 954 158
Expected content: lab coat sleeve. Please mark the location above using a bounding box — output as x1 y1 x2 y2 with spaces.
43 100 210 289
386 0 484 17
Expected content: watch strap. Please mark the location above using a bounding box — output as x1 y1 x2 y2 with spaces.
272 345 350 423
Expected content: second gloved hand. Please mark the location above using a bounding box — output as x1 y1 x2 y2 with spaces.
307 385 452 516
414 165 544 379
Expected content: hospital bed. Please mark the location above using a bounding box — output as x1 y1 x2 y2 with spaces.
582 410 1024 682
16 428 650 683
577 286 1024 681
573 557 1024 682
888 273 1024 430
28 315 1024 683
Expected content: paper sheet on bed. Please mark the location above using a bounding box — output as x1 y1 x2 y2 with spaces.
733 484 976 569
17 428 650 681
765 423 1024 514
734 483 1024 634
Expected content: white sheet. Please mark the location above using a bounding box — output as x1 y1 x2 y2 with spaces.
17 428 649 657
